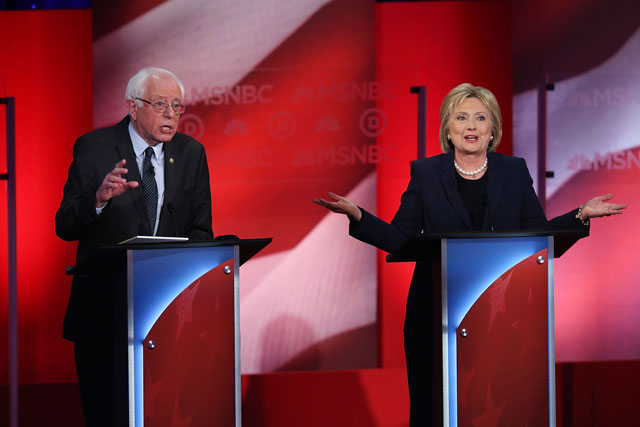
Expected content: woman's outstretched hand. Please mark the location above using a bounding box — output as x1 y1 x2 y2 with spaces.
312 192 362 222
581 193 627 220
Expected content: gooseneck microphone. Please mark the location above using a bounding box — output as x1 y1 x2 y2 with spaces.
167 203 179 236
484 193 494 231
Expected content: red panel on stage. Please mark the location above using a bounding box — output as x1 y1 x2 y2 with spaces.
0 10 92 384
144 262 236 425
375 1 513 368
457 250 549 426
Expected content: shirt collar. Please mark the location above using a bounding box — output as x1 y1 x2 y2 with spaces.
128 121 163 157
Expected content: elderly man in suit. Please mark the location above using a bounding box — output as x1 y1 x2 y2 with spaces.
56 67 213 426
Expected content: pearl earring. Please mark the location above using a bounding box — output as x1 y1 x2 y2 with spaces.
447 134 451 140
490 135 494 140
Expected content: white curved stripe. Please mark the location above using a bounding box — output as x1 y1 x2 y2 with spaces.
240 171 377 373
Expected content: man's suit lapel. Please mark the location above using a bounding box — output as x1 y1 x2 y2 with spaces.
114 117 153 235
439 151 472 230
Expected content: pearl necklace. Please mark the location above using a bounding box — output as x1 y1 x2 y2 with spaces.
454 158 488 176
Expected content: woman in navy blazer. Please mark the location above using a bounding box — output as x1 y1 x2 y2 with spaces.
314 83 625 426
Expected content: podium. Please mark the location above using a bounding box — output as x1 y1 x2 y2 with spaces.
387 231 586 427
72 238 271 426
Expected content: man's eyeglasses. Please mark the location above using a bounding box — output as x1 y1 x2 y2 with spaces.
136 98 186 115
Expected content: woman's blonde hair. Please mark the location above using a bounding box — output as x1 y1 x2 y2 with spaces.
439 83 502 153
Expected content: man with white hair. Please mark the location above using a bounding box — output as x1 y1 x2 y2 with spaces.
56 67 213 425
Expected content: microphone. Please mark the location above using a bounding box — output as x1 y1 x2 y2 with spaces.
167 203 179 236
150 165 155 176
484 193 494 231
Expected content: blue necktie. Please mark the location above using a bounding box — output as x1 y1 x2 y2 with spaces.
142 146 158 234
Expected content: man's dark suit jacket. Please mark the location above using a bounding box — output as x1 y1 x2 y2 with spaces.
55 116 214 342
349 150 586 331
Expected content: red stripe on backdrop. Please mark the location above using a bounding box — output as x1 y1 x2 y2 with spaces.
375 1 513 368
0 10 93 384
92 0 170 40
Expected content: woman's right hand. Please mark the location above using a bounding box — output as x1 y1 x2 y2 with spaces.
312 192 362 222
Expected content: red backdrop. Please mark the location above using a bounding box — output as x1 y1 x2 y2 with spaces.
0 10 92 384
375 0 513 368
0 3 510 425
5 3 639 427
